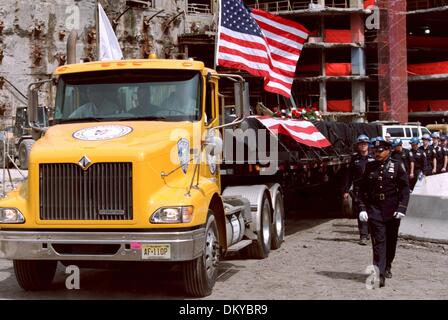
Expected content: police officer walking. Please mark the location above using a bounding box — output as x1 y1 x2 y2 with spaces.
419 134 436 175
441 135 448 172
409 137 427 190
357 137 410 287
431 132 446 174
343 135 374 245
391 138 415 181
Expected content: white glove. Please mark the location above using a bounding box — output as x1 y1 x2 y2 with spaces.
393 212 405 219
359 211 368 222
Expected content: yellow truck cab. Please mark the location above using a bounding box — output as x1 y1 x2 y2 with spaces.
0 58 285 297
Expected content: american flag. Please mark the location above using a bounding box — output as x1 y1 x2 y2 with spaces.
216 0 309 98
256 116 331 148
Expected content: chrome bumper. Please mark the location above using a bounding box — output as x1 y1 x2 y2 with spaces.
0 228 205 262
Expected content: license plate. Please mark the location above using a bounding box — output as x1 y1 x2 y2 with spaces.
142 244 171 260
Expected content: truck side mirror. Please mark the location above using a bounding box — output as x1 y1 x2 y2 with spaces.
234 81 250 119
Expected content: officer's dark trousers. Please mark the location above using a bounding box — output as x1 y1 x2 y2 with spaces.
410 169 421 190
368 218 401 276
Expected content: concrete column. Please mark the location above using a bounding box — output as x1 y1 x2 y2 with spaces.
352 81 366 113
377 0 408 123
351 47 365 76
351 13 365 45
320 81 327 112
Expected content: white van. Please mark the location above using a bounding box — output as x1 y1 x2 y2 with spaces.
382 124 432 149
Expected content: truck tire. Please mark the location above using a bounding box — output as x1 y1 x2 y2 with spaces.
270 189 285 250
245 191 272 259
182 210 220 297
13 260 57 291
19 140 34 170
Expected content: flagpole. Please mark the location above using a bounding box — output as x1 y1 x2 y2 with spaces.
95 0 99 61
213 0 221 70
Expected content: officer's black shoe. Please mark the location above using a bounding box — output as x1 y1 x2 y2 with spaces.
358 237 368 246
385 268 392 279
379 276 386 288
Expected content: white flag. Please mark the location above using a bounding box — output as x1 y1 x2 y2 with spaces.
98 3 123 61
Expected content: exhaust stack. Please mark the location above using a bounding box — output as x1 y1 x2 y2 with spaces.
66 30 78 64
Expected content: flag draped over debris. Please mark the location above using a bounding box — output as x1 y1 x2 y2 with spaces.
98 3 123 61
256 116 331 148
216 0 309 98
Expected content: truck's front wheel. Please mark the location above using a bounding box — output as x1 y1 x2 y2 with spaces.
13 260 57 290
183 211 220 297
18 139 34 170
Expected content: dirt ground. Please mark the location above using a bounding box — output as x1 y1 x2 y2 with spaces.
1 215 447 300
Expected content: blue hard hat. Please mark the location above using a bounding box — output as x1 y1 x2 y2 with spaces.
431 132 440 138
356 134 370 143
410 137 420 145
441 135 447 141
373 136 392 149
392 138 402 147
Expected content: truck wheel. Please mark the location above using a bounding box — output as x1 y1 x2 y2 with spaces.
19 140 34 170
183 211 220 297
13 260 57 291
245 192 272 259
271 189 285 250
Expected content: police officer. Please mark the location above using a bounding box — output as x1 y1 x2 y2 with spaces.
441 136 448 172
357 137 410 287
419 134 436 175
343 135 374 245
431 132 445 174
391 138 415 180
409 137 427 190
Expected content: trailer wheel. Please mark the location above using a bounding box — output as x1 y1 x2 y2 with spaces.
245 192 272 259
271 189 285 250
18 139 34 170
13 260 57 291
183 210 220 297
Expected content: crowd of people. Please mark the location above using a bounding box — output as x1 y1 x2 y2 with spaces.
343 131 448 288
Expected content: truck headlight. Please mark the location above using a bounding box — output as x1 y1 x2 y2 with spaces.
0 208 25 224
151 206 193 224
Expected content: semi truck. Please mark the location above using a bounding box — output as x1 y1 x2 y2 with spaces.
0 50 365 296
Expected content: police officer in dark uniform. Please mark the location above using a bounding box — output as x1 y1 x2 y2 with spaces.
432 132 445 174
391 138 415 180
343 135 374 245
441 135 448 173
409 137 427 190
419 134 436 175
357 137 410 287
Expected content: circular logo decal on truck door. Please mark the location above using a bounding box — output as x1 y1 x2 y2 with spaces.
73 125 133 141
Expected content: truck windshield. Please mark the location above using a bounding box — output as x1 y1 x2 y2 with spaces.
53 69 202 123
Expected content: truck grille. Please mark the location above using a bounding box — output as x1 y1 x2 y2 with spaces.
39 163 133 220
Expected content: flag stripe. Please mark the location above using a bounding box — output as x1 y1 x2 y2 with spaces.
217 53 293 86
255 19 308 45
256 117 331 148
251 9 310 36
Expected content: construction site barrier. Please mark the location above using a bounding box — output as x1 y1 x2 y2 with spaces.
400 173 448 243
